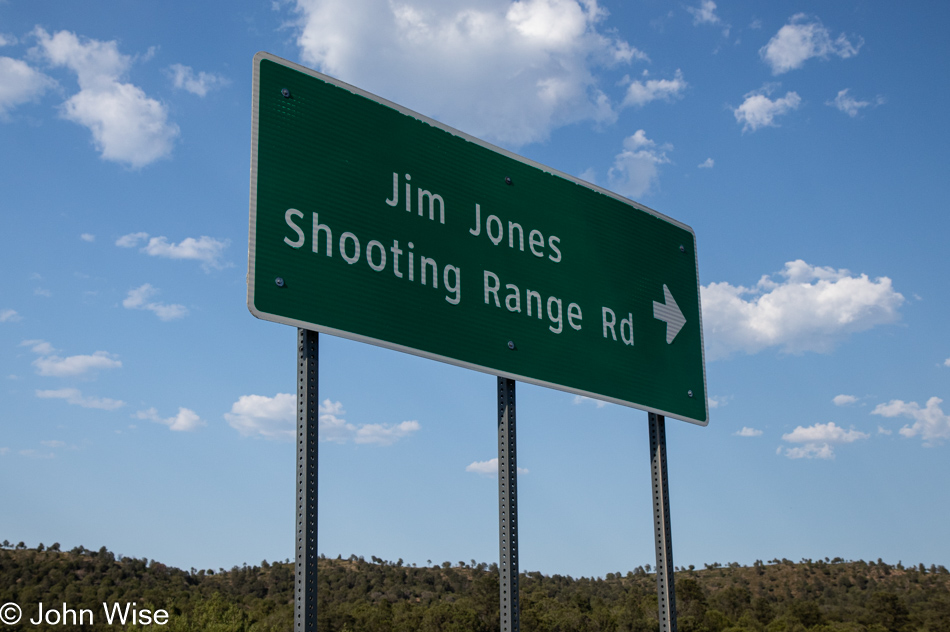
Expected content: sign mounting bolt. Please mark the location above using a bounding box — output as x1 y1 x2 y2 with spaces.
275 277 285 287
687 390 694 398
281 88 291 98
505 176 513 186
679 245 685 252
507 341 516 350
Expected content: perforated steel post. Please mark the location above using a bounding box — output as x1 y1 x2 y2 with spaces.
296 329 318 632
498 377 520 632
649 412 677 632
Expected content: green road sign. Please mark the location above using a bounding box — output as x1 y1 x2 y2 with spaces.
249 52 708 425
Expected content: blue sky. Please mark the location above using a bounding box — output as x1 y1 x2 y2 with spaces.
2 0 949 578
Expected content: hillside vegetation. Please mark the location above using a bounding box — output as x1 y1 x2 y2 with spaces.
1 542 948 631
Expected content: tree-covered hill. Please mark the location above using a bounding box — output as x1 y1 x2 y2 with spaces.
1 541 948 631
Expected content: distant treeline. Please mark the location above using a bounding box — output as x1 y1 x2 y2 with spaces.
1 540 948 631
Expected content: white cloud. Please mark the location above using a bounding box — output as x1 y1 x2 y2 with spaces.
116 232 229 270
123 284 188 321
872 397 950 445
0 34 18 47
877 426 892 436
166 63 229 97
708 395 730 409
22 340 122 377
687 0 720 26
226 395 420 445
80 233 95 242
466 457 529 476
573 395 606 408
34 287 52 297
607 129 671 198
32 28 179 168
735 427 762 437
1 309 21 323
827 88 883 118
135 407 205 432
36 387 125 410
0 55 56 117
944 357 950 368
40 440 66 448
833 394 857 406
32 351 122 377
698 158 714 169
116 232 149 248
21 339 55 355
354 420 421 445
780 421 868 459
290 0 643 147
702 260 904 360
733 84 801 132
759 14 862 75
622 69 686 107
225 393 296 440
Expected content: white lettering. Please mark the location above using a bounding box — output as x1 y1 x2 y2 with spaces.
444 265 461 305
484 270 500 307
284 209 305 248
312 213 332 256
602 307 617 340
340 232 360 264
487 215 503 246
366 240 386 272
385 172 399 206
567 302 582 330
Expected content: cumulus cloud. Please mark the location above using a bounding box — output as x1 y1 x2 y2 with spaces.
135 407 205 432
760 14 862 75
734 427 762 437
36 387 124 410
123 284 188 321
80 233 95 242
32 351 122 377
607 129 671 198
698 158 714 169
290 0 643 147
573 395 606 408
702 260 904 360
1 309 21 323
733 84 801 132
944 358 950 368
872 397 950 445
827 88 883 118
780 421 868 459
166 63 229 97
466 457 529 476
32 28 178 168
21 340 122 377
833 394 857 406
687 0 720 26
622 69 686 107
116 232 229 271
0 55 56 117
225 393 296 440
226 394 420 445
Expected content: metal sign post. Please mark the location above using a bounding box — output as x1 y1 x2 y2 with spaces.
649 412 677 632
497 377 520 632
296 329 319 632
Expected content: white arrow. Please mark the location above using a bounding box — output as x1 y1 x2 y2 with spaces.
653 284 686 344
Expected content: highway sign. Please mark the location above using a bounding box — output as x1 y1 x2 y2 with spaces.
249 52 708 425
